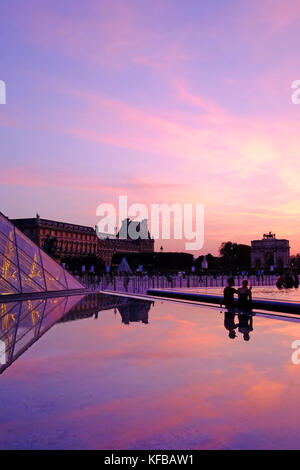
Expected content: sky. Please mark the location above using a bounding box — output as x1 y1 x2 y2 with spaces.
1 0 300 256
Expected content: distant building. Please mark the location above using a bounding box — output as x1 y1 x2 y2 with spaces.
11 215 154 266
11 216 98 260
251 232 290 269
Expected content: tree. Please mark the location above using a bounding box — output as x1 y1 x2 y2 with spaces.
219 241 250 271
235 244 251 269
220 241 238 258
291 255 300 272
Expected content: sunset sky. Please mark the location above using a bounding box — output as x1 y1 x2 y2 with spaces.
1 0 300 255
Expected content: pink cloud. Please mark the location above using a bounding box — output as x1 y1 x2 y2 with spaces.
248 0 300 34
2 1 300 254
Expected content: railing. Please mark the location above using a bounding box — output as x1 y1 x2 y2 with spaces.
75 273 279 295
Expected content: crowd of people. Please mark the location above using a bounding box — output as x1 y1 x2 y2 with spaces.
275 272 299 289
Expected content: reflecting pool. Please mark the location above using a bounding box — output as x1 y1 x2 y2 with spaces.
1 292 300 449
172 286 300 302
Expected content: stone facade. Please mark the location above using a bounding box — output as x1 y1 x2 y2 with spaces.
11 215 154 266
251 232 290 269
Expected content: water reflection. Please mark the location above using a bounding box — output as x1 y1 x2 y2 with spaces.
224 311 239 339
117 298 154 325
59 294 154 326
223 309 255 341
0 295 85 373
0 294 154 373
3 294 300 449
238 313 254 341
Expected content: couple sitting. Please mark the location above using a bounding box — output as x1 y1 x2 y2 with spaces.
223 278 252 312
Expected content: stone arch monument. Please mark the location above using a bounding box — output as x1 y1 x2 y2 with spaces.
251 232 290 269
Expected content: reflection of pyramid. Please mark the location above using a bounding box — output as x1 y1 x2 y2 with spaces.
0 294 85 373
0 212 84 295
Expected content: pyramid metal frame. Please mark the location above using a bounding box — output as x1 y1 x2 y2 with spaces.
0 211 85 296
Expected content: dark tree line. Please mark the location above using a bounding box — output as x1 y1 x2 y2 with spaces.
111 252 194 274
194 242 251 273
61 255 105 275
59 241 252 275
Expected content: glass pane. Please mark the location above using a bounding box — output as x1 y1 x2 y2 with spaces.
0 303 20 343
64 270 84 289
0 252 21 292
0 213 15 239
15 228 42 265
43 296 66 314
39 297 67 333
0 229 17 265
40 252 67 288
17 248 46 290
63 295 85 317
13 325 36 357
0 302 19 321
0 277 19 295
19 270 45 294
1 300 45 356
43 269 66 291
0 316 19 362
14 301 44 341
18 299 45 325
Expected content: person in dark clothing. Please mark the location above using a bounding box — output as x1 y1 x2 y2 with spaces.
238 313 254 341
276 275 284 289
293 273 299 288
237 280 252 311
223 278 237 310
224 310 238 339
284 272 294 288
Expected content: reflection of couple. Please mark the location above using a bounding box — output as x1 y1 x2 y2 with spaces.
224 310 253 341
224 311 254 341
222 278 254 341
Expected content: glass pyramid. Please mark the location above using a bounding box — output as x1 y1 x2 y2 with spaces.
0 212 85 295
